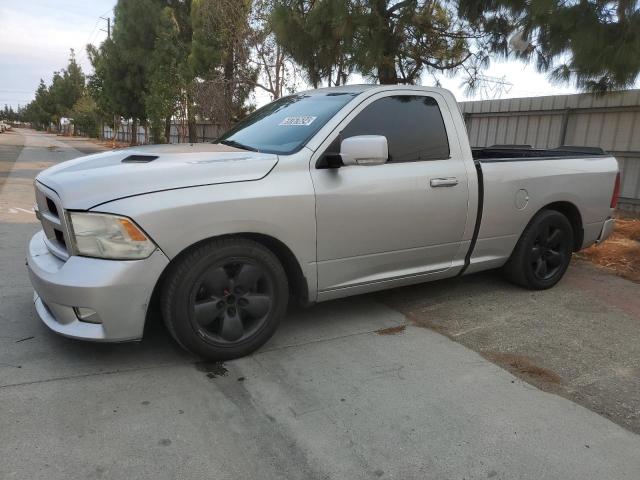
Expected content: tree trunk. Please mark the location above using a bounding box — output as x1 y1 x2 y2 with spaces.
378 62 398 84
188 115 197 143
112 116 118 148
186 91 197 143
223 50 236 128
130 118 138 146
164 117 171 144
373 0 398 85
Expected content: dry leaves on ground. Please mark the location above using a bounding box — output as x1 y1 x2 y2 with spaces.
577 217 640 282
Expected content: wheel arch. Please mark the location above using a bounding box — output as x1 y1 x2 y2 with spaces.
233 232 310 304
145 232 310 331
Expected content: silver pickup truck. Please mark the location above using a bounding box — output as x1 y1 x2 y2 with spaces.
27 85 620 359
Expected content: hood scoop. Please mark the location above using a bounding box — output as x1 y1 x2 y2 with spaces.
122 154 159 163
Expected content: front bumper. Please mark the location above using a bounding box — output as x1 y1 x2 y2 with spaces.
27 230 169 342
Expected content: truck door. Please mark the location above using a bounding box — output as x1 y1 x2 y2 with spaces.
311 92 469 292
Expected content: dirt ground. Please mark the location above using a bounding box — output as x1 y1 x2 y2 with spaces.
92 138 129 149
578 216 640 283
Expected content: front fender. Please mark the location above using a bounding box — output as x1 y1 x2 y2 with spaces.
93 172 318 300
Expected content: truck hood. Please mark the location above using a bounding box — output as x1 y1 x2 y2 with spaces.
36 143 279 209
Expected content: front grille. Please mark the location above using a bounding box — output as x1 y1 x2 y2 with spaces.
46 197 58 217
54 229 66 248
35 183 71 260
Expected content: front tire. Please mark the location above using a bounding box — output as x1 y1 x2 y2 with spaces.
503 210 574 290
161 238 288 360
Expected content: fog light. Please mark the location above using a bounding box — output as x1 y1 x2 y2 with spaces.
73 307 101 324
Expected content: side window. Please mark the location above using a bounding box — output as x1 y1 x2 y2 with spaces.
341 95 450 162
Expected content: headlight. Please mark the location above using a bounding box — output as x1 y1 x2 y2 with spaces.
69 212 156 260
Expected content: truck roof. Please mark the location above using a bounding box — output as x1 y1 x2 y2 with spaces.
299 84 453 97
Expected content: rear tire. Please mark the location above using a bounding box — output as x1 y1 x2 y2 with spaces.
503 210 574 290
161 238 288 360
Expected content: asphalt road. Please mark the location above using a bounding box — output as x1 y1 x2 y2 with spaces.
1 129 639 480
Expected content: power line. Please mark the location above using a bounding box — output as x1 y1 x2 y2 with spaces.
99 16 111 39
75 8 114 65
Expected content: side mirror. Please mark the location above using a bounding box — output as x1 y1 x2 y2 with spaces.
340 135 388 166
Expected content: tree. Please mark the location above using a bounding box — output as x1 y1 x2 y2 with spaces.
146 7 184 143
105 0 164 144
87 41 123 141
354 0 482 85
60 49 85 113
271 0 355 87
22 50 87 131
248 0 299 99
1 105 19 122
190 0 257 128
71 95 100 137
26 80 54 130
161 0 197 141
272 0 490 86
459 0 640 92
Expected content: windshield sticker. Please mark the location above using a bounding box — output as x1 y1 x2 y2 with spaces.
279 116 317 126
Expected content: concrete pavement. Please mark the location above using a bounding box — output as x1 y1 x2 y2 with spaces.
1 129 639 479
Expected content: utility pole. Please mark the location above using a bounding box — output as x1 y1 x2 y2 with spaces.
100 15 116 146
100 16 111 39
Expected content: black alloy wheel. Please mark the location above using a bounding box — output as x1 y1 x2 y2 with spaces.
503 209 574 290
161 238 288 360
191 260 274 344
530 224 569 281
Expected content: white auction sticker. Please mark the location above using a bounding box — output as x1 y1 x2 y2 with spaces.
279 116 317 126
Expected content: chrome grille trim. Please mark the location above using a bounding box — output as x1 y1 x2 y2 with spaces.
41 210 62 226
34 182 71 261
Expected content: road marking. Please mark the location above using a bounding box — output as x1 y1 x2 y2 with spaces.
3 207 35 214
14 207 35 214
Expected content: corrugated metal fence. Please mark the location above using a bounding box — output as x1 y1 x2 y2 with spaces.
459 90 640 211
103 121 226 145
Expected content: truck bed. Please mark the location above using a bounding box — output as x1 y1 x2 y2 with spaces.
472 145 607 162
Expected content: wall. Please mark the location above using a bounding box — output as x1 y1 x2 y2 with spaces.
460 90 640 211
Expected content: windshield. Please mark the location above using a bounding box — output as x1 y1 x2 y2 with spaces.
216 93 358 154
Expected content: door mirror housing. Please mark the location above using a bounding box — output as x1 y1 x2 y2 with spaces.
340 135 388 166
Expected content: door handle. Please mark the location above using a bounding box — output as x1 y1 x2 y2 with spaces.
430 177 459 188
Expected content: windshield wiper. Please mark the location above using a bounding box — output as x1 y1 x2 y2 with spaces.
218 139 259 152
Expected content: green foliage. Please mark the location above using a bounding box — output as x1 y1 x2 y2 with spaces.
23 80 52 129
71 95 100 137
22 51 86 130
0 105 21 122
459 0 640 92
86 43 116 128
110 0 164 121
146 7 185 143
189 0 224 76
189 0 258 127
86 0 164 143
272 0 481 85
354 0 474 84
271 0 355 87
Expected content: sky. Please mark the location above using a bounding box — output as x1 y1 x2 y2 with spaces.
0 0 605 111
0 0 114 108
